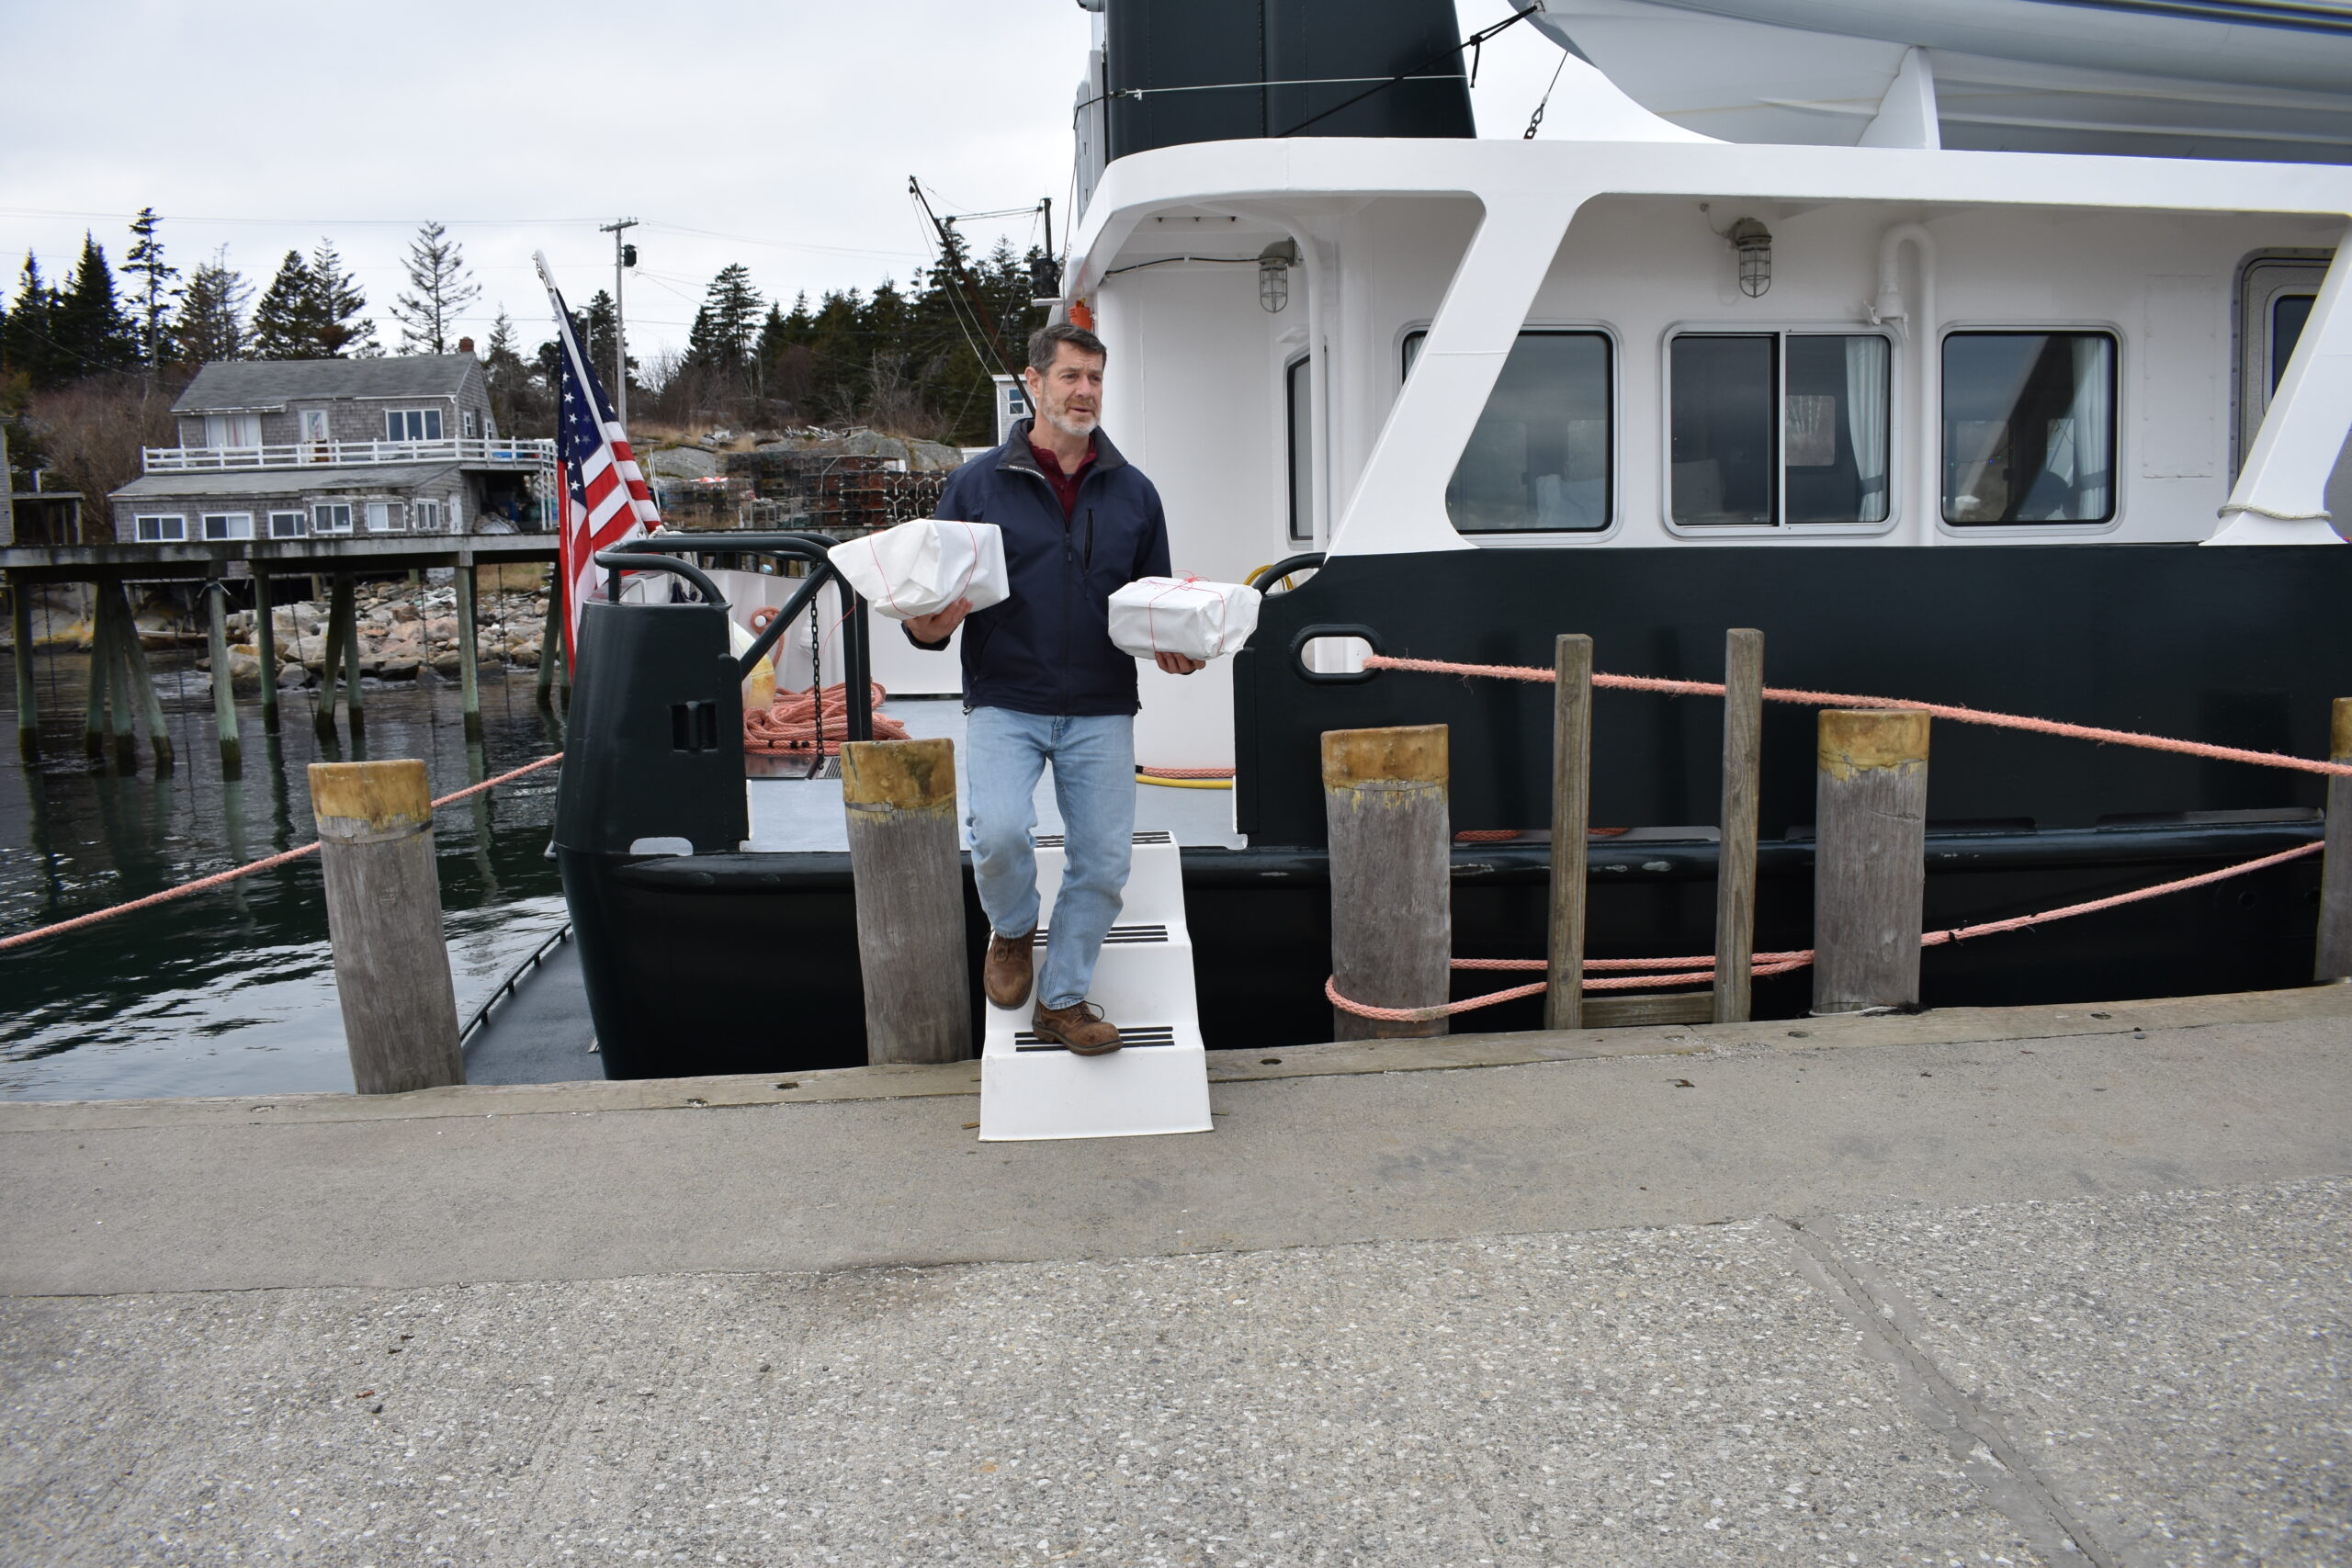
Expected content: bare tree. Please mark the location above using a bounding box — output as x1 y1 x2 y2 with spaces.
390 220 481 355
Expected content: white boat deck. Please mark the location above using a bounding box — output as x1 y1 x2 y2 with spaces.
742 698 1246 854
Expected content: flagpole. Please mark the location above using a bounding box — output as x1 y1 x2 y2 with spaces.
535 250 610 672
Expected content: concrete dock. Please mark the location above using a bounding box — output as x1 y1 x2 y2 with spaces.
3 987 2347 1565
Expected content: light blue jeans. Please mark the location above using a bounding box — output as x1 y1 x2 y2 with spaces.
966 707 1135 1010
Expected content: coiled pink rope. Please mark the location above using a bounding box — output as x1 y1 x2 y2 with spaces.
0 751 566 953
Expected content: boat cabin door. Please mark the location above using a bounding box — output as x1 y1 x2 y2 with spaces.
2239 254 2352 532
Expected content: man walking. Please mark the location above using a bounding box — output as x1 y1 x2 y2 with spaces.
903 323 1203 1055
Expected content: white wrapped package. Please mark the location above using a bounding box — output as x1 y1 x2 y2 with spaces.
1108 575 1261 662
827 518 1008 622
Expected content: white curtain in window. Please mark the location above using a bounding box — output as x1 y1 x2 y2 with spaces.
2071 336 2110 517
1844 336 1890 521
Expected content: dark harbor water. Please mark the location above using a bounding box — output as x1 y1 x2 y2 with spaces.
1 646 567 1101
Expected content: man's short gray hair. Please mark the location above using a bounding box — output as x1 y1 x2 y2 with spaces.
1027 321 1106 375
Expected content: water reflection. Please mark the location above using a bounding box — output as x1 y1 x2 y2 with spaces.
1 647 566 1100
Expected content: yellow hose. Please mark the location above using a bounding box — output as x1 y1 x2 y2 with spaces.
1136 773 1233 790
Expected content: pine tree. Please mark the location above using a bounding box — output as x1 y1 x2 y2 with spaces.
249 250 314 359
122 207 178 370
306 242 377 357
688 264 763 374
51 233 138 375
176 247 252 364
483 309 533 434
1 253 60 386
390 220 480 355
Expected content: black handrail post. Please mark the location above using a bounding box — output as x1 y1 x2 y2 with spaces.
844 585 875 742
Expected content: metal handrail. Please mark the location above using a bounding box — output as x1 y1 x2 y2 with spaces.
594 550 727 606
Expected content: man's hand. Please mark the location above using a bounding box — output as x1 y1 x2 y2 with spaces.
903 598 972 645
1154 651 1206 676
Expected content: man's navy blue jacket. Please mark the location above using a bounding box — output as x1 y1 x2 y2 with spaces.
916 418 1170 716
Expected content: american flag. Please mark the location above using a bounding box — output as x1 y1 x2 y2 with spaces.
535 252 658 666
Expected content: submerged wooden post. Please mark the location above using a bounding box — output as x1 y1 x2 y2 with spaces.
11 574 38 762
109 581 172 773
254 570 279 734
314 577 347 742
841 737 968 1064
103 589 138 771
1545 636 1591 1030
2317 698 2352 982
1813 708 1930 1013
336 573 366 739
1324 724 1451 1040
204 581 242 778
536 579 562 705
456 558 482 741
1713 628 1764 1023
309 759 464 1093
82 583 113 757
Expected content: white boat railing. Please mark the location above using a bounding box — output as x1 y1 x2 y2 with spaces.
141 437 557 473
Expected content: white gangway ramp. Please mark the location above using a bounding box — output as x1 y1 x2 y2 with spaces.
979 829 1212 1141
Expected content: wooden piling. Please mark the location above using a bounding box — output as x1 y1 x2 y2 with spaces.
1545 636 1591 1030
2317 698 2352 982
456 560 482 741
308 759 465 1093
11 574 38 762
1813 708 1930 1013
205 582 242 778
314 577 346 742
82 585 112 757
103 590 138 772
840 737 969 1065
108 581 172 773
254 570 279 734
536 577 562 705
1713 629 1764 1023
1324 724 1451 1040
336 574 365 739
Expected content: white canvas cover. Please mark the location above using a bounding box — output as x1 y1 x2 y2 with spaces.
827 518 1008 622
1107 576 1261 661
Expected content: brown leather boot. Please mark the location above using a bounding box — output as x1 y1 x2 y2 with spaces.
1031 999 1122 1055
983 930 1035 1010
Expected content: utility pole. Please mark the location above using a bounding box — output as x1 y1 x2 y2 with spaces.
598 218 639 425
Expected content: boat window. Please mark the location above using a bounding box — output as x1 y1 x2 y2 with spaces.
1407 330 1611 532
2272 294 2314 392
1285 355 1313 543
1942 332 2115 525
1668 333 1890 526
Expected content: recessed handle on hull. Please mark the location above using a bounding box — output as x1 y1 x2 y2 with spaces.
1290 623 1385 685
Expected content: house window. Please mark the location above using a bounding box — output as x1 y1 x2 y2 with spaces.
1285 355 1313 544
1668 333 1891 527
312 502 354 535
462 409 480 439
1405 330 1613 532
364 501 404 533
298 409 332 445
1942 332 2116 525
385 408 445 442
200 513 254 540
203 413 262 447
134 513 187 542
268 510 308 538
413 498 446 532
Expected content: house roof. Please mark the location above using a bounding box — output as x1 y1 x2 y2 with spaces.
112 463 464 501
174 355 480 412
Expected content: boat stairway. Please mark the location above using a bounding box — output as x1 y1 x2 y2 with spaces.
978 829 1214 1142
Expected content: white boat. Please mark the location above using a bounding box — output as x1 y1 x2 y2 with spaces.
543 0 2352 1077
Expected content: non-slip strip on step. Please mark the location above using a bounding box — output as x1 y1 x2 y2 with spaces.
1032 829 1176 849
1035 924 1170 944
1014 1026 1180 1053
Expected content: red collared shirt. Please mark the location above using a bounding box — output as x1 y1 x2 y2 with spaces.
1029 436 1096 521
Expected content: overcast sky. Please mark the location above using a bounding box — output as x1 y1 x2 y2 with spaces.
0 0 1568 360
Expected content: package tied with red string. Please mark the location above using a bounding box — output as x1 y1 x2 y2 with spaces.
1107 575 1262 662
826 518 1009 621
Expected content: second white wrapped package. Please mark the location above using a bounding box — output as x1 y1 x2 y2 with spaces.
1107 576 1261 661
827 518 1008 621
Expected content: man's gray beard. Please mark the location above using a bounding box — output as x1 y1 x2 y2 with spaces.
1041 405 1098 438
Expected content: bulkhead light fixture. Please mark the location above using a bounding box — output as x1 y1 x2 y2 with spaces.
1258 239 1299 313
1727 218 1772 298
